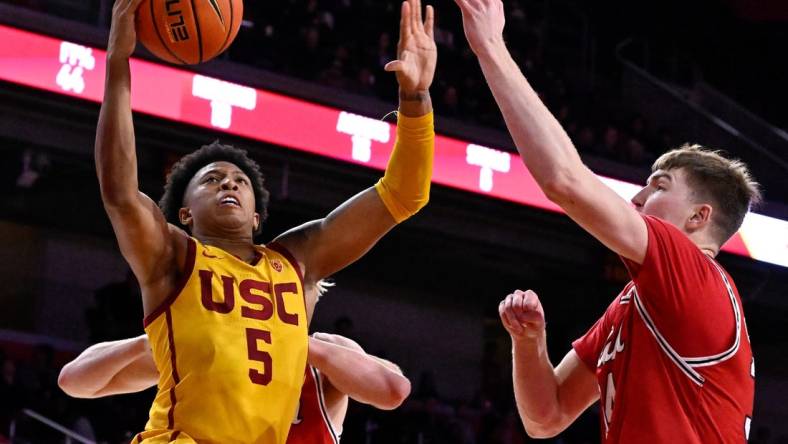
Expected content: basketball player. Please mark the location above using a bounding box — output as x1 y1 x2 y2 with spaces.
58 332 409 443
98 0 435 442
453 0 758 442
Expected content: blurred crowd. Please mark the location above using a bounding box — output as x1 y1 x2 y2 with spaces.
4 0 674 169
230 0 668 167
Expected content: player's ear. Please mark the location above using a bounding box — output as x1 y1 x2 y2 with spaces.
179 207 193 228
253 212 260 231
687 204 712 232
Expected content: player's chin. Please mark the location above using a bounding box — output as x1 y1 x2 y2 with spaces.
213 213 252 231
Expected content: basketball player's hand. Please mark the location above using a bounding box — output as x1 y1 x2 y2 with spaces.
453 0 505 56
108 0 145 60
384 0 437 94
499 290 546 342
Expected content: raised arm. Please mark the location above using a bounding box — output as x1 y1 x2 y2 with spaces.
454 0 648 264
96 0 185 309
499 290 598 437
58 335 158 399
308 333 411 411
273 0 436 283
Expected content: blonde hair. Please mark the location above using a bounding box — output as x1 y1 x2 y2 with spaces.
314 279 335 301
653 144 762 244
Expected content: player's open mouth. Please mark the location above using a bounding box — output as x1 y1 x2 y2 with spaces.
219 196 241 207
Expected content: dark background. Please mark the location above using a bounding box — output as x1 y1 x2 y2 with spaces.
0 0 786 443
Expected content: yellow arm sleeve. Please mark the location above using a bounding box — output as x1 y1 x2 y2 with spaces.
374 112 435 223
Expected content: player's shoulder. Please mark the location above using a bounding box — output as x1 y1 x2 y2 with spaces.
642 215 712 265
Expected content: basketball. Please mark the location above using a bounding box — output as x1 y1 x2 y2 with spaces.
135 0 243 65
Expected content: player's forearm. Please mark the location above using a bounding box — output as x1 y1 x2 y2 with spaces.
475 42 587 198
511 336 563 437
95 54 139 207
58 335 149 398
308 340 411 410
374 105 434 223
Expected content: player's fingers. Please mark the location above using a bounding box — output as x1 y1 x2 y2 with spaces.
411 0 423 33
461 0 483 12
120 0 142 15
424 5 435 39
523 289 540 310
312 332 330 341
511 291 529 324
519 309 544 325
384 60 404 72
500 300 522 334
400 1 412 40
498 300 509 324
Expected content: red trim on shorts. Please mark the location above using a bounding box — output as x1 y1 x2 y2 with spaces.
134 432 143 443
267 242 305 292
143 238 197 328
166 308 181 429
170 430 181 442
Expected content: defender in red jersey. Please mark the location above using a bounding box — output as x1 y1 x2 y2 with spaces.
59 331 410 444
452 0 761 441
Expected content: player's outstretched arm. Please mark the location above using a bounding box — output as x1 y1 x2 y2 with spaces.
95 0 186 298
58 335 158 399
308 333 411 411
454 0 648 264
273 0 436 284
499 291 598 438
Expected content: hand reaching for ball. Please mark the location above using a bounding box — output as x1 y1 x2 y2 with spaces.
108 0 145 61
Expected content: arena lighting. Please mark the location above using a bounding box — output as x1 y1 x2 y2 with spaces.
1 24 786 268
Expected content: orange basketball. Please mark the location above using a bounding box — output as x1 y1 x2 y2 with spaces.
135 0 243 65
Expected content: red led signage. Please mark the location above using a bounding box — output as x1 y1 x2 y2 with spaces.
1 24 786 267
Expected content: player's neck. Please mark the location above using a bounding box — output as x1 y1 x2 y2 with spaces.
198 235 258 263
687 231 719 258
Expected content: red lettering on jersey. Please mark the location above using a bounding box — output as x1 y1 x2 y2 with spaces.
199 270 235 313
274 283 300 326
246 328 273 385
198 270 300 326
240 280 274 321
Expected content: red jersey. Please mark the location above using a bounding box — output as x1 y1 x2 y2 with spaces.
288 366 340 444
573 216 754 443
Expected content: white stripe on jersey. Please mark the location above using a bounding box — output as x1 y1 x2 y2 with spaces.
682 257 741 367
632 256 743 385
312 367 341 444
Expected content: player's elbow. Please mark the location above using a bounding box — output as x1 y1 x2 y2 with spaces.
98 184 137 210
376 375 412 410
57 367 82 398
58 366 97 399
523 417 563 439
541 172 579 206
524 424 561 439
519 403 565 438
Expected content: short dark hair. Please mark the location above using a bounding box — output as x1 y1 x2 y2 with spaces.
158 141 270 236
653 144 762 244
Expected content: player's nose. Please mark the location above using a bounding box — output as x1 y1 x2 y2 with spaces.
631 187 648 211
220 178 239 190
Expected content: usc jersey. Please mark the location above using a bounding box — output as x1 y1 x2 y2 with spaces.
288 366 341 444
573 216 754 443
133 238 308 444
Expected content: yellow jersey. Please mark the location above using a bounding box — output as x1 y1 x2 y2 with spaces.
133 238 308 444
